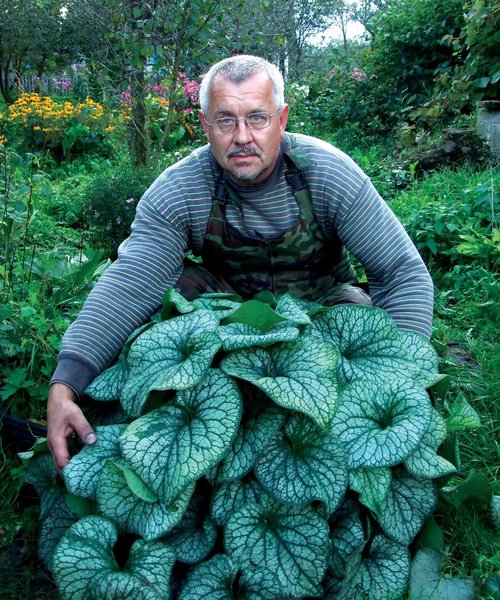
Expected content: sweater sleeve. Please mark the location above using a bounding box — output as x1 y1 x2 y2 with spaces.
298 135 433 338
52 192 188 397
330 175 434 338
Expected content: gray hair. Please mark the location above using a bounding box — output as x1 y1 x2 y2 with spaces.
199 55 285 114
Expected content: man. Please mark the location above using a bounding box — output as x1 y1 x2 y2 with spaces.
47 55 434 471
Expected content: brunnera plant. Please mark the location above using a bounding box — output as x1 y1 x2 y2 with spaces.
26 290 474 599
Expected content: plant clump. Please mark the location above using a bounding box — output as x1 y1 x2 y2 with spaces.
26 290 475 599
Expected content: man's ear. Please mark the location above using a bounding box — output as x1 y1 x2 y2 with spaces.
199 111 210 136
279 104 290 133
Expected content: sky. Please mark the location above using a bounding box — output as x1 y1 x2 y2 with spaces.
310 20 366 46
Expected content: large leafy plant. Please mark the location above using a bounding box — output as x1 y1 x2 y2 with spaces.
28 290 467 599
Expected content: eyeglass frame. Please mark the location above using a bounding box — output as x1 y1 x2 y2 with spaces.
204 109 283 135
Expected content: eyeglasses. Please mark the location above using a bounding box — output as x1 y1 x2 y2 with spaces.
205 110 283 135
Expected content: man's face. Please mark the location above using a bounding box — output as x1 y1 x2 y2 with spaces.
199 72 289 185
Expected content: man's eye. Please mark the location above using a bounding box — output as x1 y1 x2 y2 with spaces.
218 118 236 126
248 113 267 123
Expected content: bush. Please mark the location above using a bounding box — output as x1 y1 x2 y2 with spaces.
74 162 164 258
27 293 478 599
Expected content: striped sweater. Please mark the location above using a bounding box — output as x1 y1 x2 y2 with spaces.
52 133 434 396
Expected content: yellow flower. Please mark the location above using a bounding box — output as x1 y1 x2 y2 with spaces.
0 134 7 145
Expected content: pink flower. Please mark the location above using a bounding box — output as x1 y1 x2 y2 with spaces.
352 67 366 81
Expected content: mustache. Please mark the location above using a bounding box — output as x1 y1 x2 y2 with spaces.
226 146 262 158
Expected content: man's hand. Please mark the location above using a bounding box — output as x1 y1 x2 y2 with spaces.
47 383 96 473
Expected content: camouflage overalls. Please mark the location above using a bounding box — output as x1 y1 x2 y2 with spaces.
176 137 371 307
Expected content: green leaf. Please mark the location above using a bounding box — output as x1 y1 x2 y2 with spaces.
379 471 437 545
409 549 475 599
274 293 312 325
62 425 126 500
192 296 242 318
179 554 283 600
255 413 347 514
405 409 457 479
414 517 445 551
163 480 217 564
349 467 392 519
89 537 175 600
52 516 119 598
222 299 287 332
446 398 482 432
441 469 492 507
332 378 432 468
160 287 196 320
96 460 193 541
65 492 97 518
120 369 241 504
220 335 339 427
307 305 429 385
210 476 262 527
120 310 222 416
216 389 285 483
218 321 299 351
337 534 410 600
38 493 79 570
225 495 329 597
328 504 365 580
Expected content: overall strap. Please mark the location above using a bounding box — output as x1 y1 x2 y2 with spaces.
283 133 315 196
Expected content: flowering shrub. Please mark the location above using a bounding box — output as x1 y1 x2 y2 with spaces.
121 73 202 151
1 93 113 159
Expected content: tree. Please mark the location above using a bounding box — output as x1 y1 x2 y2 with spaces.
63 0 227 165
0 0 67 103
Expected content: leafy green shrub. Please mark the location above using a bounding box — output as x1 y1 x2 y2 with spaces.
26 291 479 599
392 175 499 274
69 162 163 258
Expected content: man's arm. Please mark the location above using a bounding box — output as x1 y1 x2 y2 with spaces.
301 136 433 337
333 177 434 338
47 192 189 469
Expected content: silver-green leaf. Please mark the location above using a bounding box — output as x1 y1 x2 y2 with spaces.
210 476 263 527
218 321 299 351
179 554 283 600
52 516 119 599
119 368 242 504
225 494 329 597
220 335 339 427
96 459 194 541
404 409 457 479
255 413 347 514
332 379 432 468
120 310 222 416
63 424 127 500
163 481 217 564
91 538 175 599
216 389 285 484
379 471 437 545
336 534 410 600
306 305 424 385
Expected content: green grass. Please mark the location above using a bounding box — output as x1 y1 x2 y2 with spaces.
1 144 498 599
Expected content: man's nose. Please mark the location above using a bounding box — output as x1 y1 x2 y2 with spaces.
232 119 253 145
